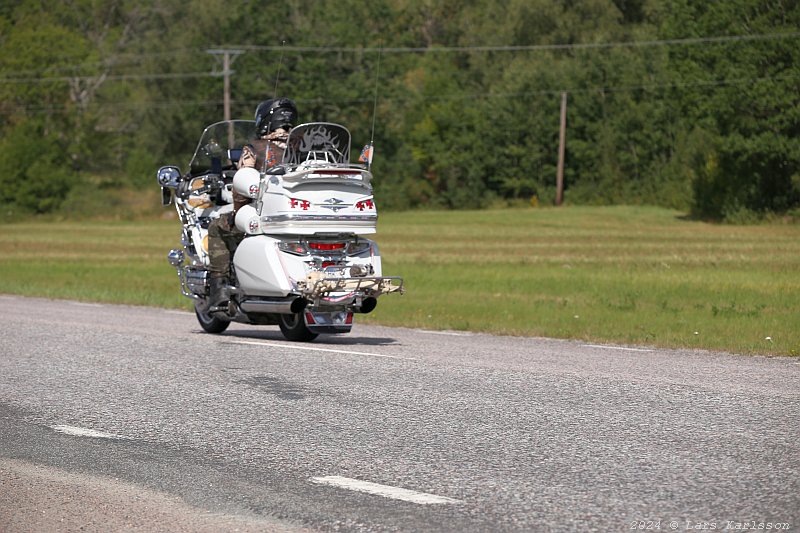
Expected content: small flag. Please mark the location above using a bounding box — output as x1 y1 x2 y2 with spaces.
358 143 374 165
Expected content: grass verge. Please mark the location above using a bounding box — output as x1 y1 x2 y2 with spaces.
1 205 797 355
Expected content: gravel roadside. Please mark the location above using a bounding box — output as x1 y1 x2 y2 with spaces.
0 458 315 533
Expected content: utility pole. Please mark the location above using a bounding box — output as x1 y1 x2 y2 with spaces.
206 49 245 122
556 91 567 206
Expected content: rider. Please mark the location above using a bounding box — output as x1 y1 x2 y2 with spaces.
206 97 299 308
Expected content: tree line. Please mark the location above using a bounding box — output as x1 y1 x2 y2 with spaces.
1 0 798 221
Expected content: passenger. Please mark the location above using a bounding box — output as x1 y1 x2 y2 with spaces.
206 97 299 308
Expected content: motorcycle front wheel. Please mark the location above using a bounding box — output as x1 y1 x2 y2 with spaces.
278 312 318 342
194 299 230 334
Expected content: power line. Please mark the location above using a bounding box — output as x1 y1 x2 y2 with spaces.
5 73 798 114
221 31 800 53
1 30 797 81
4 100 222 113
0 52 188 77
0 71 216 84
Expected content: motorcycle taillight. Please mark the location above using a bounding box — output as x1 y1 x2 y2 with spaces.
277 241 309 255
309 242 346 251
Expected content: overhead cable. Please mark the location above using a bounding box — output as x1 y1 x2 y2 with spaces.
222 31 800 53
0 30 797 81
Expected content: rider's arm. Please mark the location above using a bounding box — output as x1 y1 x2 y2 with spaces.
238 144 257 170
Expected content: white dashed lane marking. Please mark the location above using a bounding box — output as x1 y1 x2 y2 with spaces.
311 476 463 505
582 344 654 352
424 330 472 336
51 425 132 440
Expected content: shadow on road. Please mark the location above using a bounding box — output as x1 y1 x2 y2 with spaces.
199 327 402 347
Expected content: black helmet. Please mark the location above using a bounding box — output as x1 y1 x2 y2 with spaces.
254 97 298 135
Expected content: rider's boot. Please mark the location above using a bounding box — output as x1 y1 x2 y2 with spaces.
208 276 229 309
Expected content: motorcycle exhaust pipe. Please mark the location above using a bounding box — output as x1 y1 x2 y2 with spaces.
239 297 308 315
356 297 378 314
290 297 309 314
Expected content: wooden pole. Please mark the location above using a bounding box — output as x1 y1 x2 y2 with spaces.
223 51 231 122
207 49 244 148
206 49 244 122
556 91 567 206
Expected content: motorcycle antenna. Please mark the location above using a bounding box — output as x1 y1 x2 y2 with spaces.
273 40 286 98
366 45 383 171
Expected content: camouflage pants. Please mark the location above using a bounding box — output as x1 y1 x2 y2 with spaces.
207 212 244 280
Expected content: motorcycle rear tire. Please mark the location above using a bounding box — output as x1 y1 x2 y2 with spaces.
278 312 318 342
194 300 230 334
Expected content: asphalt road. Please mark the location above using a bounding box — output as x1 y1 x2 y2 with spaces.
0 294 797 532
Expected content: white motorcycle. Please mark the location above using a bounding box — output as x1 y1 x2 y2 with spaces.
157 120 403 341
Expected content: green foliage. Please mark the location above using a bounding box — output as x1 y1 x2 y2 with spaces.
658 0 800 220
1 0 798 219
0 119 77 215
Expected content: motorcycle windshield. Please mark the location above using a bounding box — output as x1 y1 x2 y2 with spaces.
189 120 257 175
283 123 351 166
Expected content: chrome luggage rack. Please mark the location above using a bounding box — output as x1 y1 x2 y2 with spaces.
298 272 404 300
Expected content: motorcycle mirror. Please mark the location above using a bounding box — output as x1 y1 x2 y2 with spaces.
157 166 181 188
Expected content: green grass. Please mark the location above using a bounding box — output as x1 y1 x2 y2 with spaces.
1 205 798 355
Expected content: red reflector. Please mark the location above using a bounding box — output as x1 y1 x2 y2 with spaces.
309 242 346 251
305 312 316 325
322 261 336 268
289 198 311 210
345 312 354 325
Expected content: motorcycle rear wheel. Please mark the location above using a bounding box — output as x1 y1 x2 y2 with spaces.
278 312 318 342
194 300 230 334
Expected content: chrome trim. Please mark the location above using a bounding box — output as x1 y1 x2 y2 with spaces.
319 197 352 211
261 214 378 224
167 248 185 267
168 263 204 300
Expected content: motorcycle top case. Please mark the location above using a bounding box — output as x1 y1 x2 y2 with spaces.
256 123 378 235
